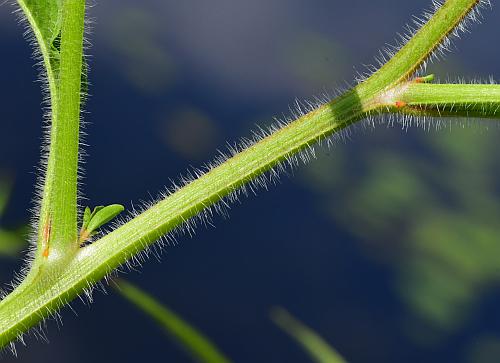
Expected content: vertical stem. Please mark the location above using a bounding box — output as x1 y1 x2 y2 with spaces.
38 0 86 260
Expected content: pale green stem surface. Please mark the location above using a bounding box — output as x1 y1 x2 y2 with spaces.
271 307 347 363
398 83 500 118
357 0 482 95
115 280 231 363
0 0 498 349
36 0 85 260
16 0 60 120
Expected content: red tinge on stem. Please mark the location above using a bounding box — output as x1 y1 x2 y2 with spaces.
42 219 52 258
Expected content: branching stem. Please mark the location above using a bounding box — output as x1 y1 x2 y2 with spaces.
0 0 498 350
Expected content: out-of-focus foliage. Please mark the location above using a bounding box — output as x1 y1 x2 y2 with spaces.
101 7 176 93
465 335 500 363
271 307 347 363
0 174 27 259
114 279 231 363
158 107 220 161
281 31 350 90
0 175 11 217
302 122 500 344
0 229 26 259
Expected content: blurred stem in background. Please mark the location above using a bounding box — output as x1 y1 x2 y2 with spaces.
271 307 347 363
113 279 231 363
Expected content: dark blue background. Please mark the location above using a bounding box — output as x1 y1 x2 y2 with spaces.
1 1 500 362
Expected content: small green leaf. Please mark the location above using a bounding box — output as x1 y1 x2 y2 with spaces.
79 205 123 243
90 205 105 220
415 74 435 83
86 204 124 235
82 206 91 230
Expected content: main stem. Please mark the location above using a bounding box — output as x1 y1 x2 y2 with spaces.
37 0 85 261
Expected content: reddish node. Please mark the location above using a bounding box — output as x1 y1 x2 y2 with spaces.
395 101 407 108
42 219 52 258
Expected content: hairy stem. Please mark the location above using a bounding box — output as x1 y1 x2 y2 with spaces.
0 88 363 347
0 0 495 349
3 78 499 347
37 0 85 260
398 83 500 117
357 0 483 93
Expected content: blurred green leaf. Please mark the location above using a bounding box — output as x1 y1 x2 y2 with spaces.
0 228 27 259
103 7 175 93
301 124 500 338
160 108 219 161
282 31 350 88
0 175 27 259
0 177 12 218
271 307 347 363
114 280 231 363
466 335 500 363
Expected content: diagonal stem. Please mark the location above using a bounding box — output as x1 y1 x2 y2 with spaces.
3 77 499 347
356 0 484 101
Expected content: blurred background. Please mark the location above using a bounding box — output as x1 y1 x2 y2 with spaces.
1 0 500 362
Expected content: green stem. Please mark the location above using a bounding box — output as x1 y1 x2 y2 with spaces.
356 0 482 103
0 0 493 349
398 83 500 118
37 0 85 260
3 79 499 347
1 87 361 348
